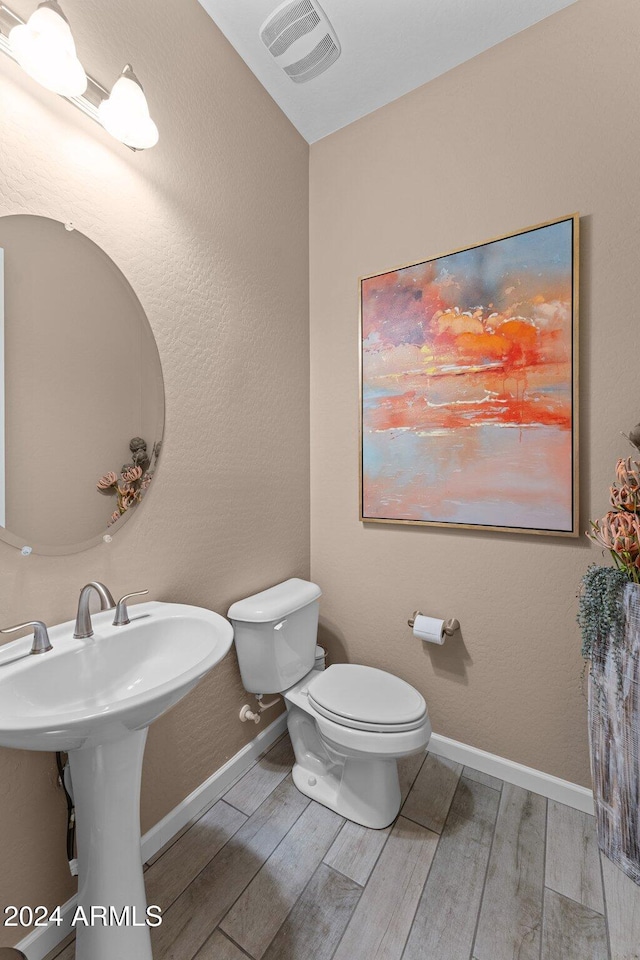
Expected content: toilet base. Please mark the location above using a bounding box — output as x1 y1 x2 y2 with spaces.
284 670 430 830
290 754 401 830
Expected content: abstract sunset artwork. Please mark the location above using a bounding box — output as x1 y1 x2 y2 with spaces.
360 216 578 534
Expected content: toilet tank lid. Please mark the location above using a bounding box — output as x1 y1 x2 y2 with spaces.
228 578 322 623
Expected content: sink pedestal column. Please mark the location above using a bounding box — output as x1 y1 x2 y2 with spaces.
69 728 152 960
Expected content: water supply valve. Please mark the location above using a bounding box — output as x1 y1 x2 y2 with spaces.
239 704 260 724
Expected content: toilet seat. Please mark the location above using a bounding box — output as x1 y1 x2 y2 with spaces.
307 663 427 733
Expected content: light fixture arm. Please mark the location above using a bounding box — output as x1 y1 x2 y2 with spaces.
121 63 140 86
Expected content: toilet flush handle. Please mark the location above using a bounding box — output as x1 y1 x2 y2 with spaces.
274 619 288 631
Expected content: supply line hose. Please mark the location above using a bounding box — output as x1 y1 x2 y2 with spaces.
56 752 77 875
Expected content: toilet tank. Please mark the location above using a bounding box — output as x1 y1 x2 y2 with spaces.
228 578 322 694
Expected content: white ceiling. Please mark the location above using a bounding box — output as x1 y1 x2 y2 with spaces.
197 0 578 143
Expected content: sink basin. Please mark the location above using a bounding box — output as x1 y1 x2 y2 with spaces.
0 600 233 960
0 601 233 751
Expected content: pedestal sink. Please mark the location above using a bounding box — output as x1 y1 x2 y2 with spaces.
0 602 234 960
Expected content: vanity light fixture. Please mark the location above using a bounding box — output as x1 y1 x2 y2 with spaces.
8 0 86 96
0 1 158 149
98 64 158 150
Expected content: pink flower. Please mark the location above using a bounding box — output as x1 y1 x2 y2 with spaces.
615 458 640 491
121 465 142 484
590 511 640 561
610 483 639 512
107 510 121 527
119 489 140 510
97 471 118 491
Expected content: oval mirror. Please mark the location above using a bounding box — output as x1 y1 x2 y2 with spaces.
0 215 164 555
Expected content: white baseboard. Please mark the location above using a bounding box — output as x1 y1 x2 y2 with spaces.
429 732 594 815
17 714 288 960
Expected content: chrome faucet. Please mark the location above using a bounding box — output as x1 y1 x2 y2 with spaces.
74 582 116 639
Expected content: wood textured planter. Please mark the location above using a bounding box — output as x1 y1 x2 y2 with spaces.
589 580 640 885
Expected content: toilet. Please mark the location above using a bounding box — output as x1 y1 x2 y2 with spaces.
228 578 431 829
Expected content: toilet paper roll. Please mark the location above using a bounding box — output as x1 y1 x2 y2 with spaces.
413 614 446 645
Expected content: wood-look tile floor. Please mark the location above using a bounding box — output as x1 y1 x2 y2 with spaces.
48 734 640 960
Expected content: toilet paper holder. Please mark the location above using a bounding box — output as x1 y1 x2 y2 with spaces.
408 611 460 636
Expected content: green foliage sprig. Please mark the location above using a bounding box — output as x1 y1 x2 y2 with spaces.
578 565 627 662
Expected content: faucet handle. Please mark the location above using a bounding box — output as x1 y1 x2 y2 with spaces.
113 591 149 627
1 620 52 655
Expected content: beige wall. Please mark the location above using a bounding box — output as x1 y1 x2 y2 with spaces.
309 0 638 789
0 0 308 946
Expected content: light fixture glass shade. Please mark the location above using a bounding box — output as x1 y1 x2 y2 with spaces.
9 1 87 97
98 65 159 150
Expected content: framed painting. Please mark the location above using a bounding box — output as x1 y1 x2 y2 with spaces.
359 214 579 536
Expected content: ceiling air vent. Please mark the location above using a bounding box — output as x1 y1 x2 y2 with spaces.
259 0 341 84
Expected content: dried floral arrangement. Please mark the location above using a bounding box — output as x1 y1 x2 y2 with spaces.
96 437 160 528
579 424 640 662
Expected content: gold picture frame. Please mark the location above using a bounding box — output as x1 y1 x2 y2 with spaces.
359 214 579 536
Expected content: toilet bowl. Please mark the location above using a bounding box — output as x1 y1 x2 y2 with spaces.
285 663 431 828
228 578 431 829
